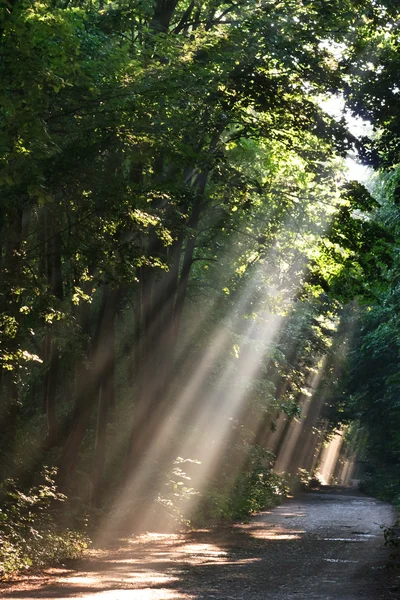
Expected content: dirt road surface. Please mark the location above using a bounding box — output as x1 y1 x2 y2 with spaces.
1 487 398 599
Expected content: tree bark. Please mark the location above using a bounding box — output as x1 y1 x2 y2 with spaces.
150 0 180 32
57 285 120 492
91 287 117 506
41 208 63 442
0 206 23 481
124 169 210 497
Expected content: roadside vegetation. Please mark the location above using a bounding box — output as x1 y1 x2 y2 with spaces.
1 0 400 579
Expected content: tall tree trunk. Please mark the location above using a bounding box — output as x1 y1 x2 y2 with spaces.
150 0 180 32
0 206 23 481
169 171 208 347
91 288 117 506
41 208 63 442
124 170 210 507
0 373 19 482
57 285 119 492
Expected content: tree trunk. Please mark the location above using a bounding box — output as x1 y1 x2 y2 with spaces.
41 208 63 442
91 288 117 506
57 285 119 492
169 171 208 347
150 0 180 32
0 206 23 481
124 170 209 506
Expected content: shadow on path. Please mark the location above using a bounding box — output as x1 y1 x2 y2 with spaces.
1 487 398 599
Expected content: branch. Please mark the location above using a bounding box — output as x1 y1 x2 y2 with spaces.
172 0 196 34
190 256 218 263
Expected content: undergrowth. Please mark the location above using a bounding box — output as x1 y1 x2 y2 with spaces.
192 447 288 525
359 466 400 510
107 448 289 532
0 468 89 580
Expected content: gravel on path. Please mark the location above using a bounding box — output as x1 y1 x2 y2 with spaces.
1 487 398 599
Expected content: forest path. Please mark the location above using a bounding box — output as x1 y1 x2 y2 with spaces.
1 487 398 599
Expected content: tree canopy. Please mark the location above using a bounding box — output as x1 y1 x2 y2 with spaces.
1 0 400 572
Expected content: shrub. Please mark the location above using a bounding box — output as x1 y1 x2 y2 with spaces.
0 468 89 579
229 467 288 518
382 519 400 548
192 447 288 525
359 465 400 503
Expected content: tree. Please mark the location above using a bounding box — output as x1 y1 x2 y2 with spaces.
0 0 383 519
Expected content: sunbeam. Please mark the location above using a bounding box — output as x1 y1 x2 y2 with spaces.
97 167 347 541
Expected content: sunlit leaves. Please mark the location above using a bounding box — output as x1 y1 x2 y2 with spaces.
0 0 386 525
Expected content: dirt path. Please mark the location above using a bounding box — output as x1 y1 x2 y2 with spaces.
1 487 398 599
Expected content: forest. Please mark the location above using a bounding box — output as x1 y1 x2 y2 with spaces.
1 0 400 579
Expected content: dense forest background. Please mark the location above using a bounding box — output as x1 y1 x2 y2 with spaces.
1 0 400 576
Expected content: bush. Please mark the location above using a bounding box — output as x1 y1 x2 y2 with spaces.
150 457 201 530
382 519 400 548
192 447 288 525
359 465 400 503
0 468 89 579
229 467 288 518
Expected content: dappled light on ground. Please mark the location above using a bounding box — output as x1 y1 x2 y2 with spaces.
67 593 191 599
4 1 400 593
245 528 304 541
1 488 396 600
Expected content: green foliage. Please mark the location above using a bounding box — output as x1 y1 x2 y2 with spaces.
295 468 322 490
154 457 200 529
320 168 400 506
1 0 395 549
382 519 400 549
0 469 89 579
359 467 400 506
192 447 288 524
229 466 288 518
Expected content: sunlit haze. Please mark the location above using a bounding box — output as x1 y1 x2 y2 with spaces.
3 3 395 596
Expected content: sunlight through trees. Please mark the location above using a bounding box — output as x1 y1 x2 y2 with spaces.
1 0 399 577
